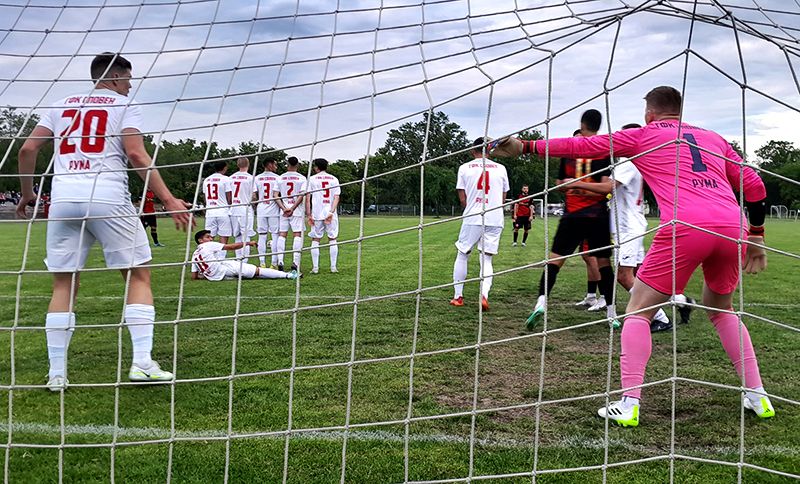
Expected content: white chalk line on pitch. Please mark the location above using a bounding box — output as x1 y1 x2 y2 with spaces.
1 421 798 458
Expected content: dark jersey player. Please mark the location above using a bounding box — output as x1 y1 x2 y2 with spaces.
140 189 164 247
526 109 617 330
512 184 534 246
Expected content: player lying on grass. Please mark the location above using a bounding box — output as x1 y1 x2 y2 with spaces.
491 86 773 426
191 230 299 281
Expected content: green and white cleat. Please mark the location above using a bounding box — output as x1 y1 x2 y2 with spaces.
598 400 639 427
744 396 775 419
525 305 545 331
287 269 301 280
46 375 68 392
610 319 621 329
129 361 173 382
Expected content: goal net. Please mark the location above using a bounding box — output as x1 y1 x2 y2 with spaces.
1 1 799 482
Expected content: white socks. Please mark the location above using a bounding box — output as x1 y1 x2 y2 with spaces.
46 312 75 379
673 293 687 305
452 251 469 298
276 235 287 265
310 240 320 270
292 236 303 267
235 234 250 263
478 253 493 298
745 386 767 403
257 267 290 279
330 240 338 270
270 234 279 266
258 233 268 265
125 304 155 368
621 395 640 409
535 294 546 309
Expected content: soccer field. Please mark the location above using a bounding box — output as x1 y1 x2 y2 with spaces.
1 216 798 483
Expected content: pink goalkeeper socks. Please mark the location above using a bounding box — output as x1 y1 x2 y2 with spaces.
620 315 652 399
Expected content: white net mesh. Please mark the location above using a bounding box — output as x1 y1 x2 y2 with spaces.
1 1 799 482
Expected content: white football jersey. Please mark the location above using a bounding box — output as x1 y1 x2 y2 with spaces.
254 171 281 217
191 241 227 281
308 172 341 220
278 171 307 215
609 159 647 235
203 173 232 217
37 89 143 204
456 158 509 227
228 171 254 216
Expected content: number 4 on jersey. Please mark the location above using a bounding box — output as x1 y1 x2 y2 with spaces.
476 172 490 193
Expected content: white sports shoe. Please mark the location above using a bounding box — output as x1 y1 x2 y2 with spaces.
330 268 339 273
597 399 639 427
575 294 597 307
311 268 319 274
47 375 68 392
744 395 775 419
129 361 174 382
587 296 607 312
512 242 518 247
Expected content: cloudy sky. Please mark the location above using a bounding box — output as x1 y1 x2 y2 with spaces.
1 0 798 165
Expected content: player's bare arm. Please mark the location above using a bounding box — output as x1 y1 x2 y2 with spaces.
326 194 339 223
122 128 192 230
561 176 614 195
16 125 53 218
223 241 256 251
305 192 313 225
457 189 467 208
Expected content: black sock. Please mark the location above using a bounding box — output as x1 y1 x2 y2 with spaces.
587 280 598 294
522 231 529 243
598 265 615 303
151 230 159 244
513 231 518 243
538 263 560 296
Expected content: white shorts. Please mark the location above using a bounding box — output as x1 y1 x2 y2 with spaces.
220 261 258 280
279 215 305 233
308 217 339 239
455 224 503 255
230 211 256 238
615 231 645 267
205 216 233 237
46 202 151 272
257 215 280 235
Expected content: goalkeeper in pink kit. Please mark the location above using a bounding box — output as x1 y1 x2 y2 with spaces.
492 86 773 426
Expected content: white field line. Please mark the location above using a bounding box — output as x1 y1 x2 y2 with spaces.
0 421 798 458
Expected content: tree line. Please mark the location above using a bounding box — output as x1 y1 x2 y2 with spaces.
2 107 799 211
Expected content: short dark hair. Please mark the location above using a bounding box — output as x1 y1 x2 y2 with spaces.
312 158 328 171
91 52 132 81
471 137 487 154
644 86 682 115
581 109 602 132
211 160 227 172
622 123 642 130
195 230 211 244
287 156 299 167
572 129 582 136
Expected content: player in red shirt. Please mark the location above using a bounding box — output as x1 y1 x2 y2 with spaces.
140 189 164 247
512 184 533 246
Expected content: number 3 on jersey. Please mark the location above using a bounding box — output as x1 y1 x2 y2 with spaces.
476 172 490 193
60 109 108 154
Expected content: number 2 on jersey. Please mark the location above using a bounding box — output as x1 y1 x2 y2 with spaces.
476 172 490 193
60 109 108 154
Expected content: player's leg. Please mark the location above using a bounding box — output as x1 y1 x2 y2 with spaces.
512 219 519 246
702 230 773 418
451 224 478 306
327 217 339 272
46 273 79 390
231 215 244 260
291 231 303 271
309 220 321 273
252 263 299 280
587 218 614 313
476 227 501 310
527 219 580 329
268 218 280 268
150 217 162 247
522 218 531 245
256 215 268 267
276 226 288 271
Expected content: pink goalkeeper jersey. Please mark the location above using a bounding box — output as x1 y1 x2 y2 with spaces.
532 121 766 228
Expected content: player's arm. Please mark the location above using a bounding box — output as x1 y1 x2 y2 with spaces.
513 200 518 219
16 125 53 218
123 128 192 230
225 182 233 206
723 145 768 273
457 189 467 208
222 241 257 251
522 129 641 160
563 177 615 195
327 194 340 223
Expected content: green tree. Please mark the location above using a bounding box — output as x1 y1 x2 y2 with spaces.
1 109 52 192
755 140 800 208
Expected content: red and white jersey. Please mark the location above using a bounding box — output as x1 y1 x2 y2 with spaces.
610 159 647 235
191 241 227 281
254 171 281 217
278 171 307 215
203 173 232 217
228 171 254 216
37 89 143 204
456 158 510 227
308 172 341 220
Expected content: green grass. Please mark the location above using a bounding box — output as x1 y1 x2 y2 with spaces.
0 216 798 483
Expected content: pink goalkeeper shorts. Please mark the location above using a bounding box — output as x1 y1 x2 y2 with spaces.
637 224 746 295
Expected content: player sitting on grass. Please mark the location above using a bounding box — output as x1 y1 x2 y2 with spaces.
491 86 773 426
191 230 299 281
